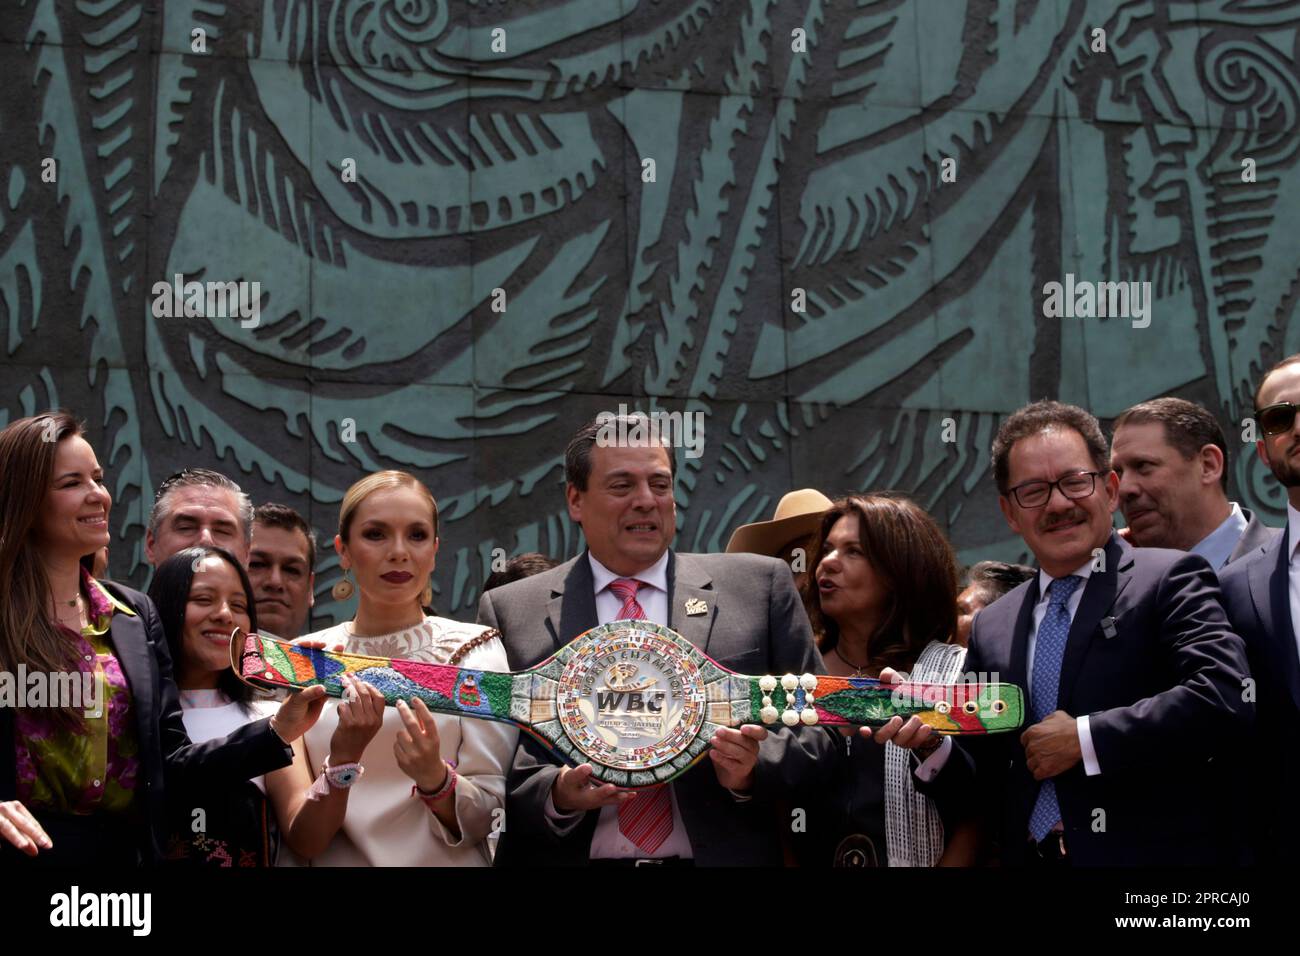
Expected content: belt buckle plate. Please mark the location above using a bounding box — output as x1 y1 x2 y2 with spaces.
1033 830 1067 861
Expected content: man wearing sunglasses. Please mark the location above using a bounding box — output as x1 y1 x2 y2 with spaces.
1218 354 1300 864
1110 397 1278 568
916 400 1252 865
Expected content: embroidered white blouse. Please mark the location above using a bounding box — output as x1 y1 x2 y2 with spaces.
277 616 517 867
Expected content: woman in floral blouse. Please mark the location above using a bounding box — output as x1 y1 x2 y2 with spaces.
0 412 324 864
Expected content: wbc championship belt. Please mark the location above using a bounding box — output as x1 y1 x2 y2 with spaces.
233 621 1023 788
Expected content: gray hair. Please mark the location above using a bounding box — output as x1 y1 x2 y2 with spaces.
149 468 254 545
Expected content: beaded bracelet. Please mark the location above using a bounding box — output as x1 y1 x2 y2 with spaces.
412 760 458 804
307 758 364 801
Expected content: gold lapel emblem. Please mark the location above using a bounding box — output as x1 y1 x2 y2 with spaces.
684 597 708 617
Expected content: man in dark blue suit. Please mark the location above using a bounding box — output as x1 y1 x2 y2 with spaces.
919 400 1253 865
1219 354 1300 864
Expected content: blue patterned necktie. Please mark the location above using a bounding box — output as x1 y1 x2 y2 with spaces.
1028 574 1083 842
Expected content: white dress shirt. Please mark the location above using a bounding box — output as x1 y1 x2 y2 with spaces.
544 551 695 859
589 551 670 633
1190 501 1249 570
1287 504 1300 662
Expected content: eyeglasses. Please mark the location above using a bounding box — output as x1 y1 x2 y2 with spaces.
1004 471 1103 509
1255 402 1300 437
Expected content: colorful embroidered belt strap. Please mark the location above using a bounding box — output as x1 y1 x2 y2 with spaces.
233 621 1023 788
233 628 516 722
741 673 1022 733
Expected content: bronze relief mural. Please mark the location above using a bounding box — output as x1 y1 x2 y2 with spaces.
2 0 1297 625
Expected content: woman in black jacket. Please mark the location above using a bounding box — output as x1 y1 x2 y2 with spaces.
792 493 976 866
0 411 325 865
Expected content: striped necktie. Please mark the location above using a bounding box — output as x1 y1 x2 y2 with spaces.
607 577 674 854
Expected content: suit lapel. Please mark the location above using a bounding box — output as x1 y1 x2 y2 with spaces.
106 607 157 758
1247 529 1281 647
1008 576 1041 693
665 553 719 654
1253 527 1300 711
1229 510 1267 564
1059 534 1132 712
546 555 599 652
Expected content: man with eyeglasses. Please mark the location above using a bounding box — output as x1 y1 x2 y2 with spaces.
915 400 1252 865
1218 354 1300 864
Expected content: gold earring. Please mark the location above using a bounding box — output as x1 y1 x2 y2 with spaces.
420 585 433 607
331 571 354 601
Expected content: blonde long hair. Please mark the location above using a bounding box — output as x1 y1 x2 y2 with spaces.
338 471 439 542
337 471 440 612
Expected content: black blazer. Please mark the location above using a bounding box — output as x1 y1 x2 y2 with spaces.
1 582 293 865
478 550 837 866
1218 525 1300 863
927 533 1253 865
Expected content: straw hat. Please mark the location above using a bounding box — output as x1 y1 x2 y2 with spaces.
725 489 834 556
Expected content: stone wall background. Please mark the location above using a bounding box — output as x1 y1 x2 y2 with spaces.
2 0 1297 628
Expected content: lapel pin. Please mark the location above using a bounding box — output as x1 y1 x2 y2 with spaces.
1101 616 1118 639
684 598 708 616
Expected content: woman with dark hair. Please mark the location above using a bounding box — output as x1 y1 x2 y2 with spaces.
0 412 324 864
796 493 975 867
150 546 351 866
150 546 262 712
150 546 266 864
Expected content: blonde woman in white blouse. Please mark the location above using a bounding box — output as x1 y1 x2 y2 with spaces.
277 471 517 866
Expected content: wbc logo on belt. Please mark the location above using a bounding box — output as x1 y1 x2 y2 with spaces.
598 663 663 708
596 662 668 740
557 628 707 771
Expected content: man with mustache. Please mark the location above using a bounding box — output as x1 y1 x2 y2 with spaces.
1217 355 1300 864
919 400 1252 865
1110 397 1277 568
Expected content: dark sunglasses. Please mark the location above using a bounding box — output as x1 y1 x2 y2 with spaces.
1255 402 1300 436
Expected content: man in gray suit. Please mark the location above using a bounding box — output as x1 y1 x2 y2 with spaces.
1110 397 1278 568
479 414 835 866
